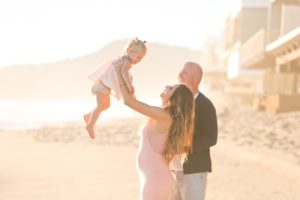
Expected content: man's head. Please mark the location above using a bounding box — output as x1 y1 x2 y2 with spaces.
178 62 203 94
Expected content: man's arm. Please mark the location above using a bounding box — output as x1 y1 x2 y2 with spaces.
192 101 218 153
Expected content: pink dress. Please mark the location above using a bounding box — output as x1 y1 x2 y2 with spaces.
89 59 131 100
136 121 175 200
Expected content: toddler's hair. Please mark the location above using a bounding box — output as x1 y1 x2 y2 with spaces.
124 37 147 54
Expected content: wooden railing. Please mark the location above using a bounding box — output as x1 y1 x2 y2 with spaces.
264 72 299 95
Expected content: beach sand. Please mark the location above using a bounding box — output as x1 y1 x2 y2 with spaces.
0 111 300 200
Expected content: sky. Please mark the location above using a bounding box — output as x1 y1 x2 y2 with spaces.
0 0 238 69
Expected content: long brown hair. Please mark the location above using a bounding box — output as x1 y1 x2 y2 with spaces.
162 84 195 163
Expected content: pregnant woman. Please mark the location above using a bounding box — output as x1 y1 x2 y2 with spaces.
114 60 195 200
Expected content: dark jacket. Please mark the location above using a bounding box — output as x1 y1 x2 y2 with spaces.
183 92 218 174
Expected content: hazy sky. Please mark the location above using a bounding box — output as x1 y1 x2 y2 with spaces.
0 0 237 68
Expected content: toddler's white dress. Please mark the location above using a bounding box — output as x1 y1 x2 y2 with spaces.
88 59 123 100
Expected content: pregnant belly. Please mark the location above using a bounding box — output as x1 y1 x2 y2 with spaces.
136 152 175 199
137 151 172 179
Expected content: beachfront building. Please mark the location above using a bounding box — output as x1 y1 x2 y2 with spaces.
240 0 300 112
221 0 300 112
264 0 300 112
220 0 270 106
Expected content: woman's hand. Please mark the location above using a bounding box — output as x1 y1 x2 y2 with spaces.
129 85 135 95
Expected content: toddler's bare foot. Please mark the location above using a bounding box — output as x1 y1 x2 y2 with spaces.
83 114 91 125
86 124 95 139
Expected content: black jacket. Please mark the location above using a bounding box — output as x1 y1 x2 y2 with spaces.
183 92 218 174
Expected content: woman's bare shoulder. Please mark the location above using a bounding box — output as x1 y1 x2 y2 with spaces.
149 112 171 133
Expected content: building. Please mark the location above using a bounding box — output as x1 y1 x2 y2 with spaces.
221 0 300 112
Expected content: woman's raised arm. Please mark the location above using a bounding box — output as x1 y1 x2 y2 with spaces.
114 60 169 122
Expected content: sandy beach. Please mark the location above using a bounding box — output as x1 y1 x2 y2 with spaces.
0 111 300 200
1 0 300 199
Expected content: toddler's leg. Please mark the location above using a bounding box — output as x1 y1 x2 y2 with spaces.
85 93 110 139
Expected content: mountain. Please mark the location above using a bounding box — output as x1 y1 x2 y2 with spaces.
0 40 203 102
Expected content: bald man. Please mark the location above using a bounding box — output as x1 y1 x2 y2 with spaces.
170 62 218 200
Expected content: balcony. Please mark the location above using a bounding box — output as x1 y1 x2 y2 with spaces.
270 0 300 5
240 29 274 68
264 72 299 95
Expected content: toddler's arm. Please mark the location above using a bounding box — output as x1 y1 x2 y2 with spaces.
121 60 134 94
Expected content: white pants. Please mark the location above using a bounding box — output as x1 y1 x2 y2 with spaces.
170 171 207 200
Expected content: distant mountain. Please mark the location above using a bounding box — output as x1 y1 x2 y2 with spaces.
0 40 203 101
